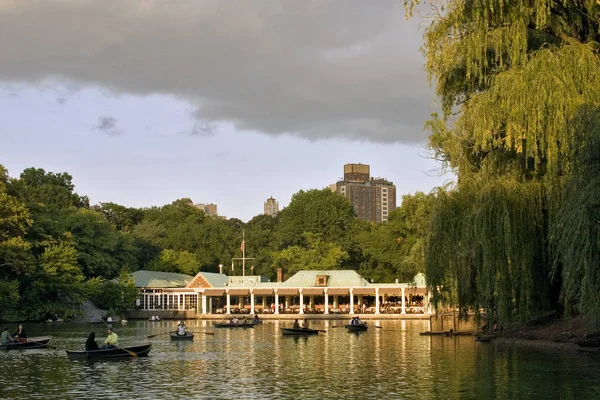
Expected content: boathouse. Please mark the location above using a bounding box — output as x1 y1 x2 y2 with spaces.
132 269 431 316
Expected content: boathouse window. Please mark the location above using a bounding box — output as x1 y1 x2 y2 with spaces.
316 275 329 287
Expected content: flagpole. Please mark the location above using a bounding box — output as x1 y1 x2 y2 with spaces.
242 229 246 280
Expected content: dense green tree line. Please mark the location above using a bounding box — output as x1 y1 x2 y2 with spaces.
406 0 600 326
0 164 434 322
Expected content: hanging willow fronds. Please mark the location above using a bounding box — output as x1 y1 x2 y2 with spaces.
552 106 600 327
427 176 548 323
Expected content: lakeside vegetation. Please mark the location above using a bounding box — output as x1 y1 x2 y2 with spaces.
405 0 600 328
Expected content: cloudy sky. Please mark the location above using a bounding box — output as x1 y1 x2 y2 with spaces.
0 0 451 221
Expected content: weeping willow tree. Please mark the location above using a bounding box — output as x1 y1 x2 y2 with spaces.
405 0 600 325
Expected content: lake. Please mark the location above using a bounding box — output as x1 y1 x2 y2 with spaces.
1 319 599 399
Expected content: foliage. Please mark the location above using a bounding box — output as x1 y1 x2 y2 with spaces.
147 249 200 275
272 232 348 276
98 202 144 232
277 189 355 248
88 270 139 316
406 0 600 324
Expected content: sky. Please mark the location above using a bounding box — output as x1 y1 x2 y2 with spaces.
0 0 452 221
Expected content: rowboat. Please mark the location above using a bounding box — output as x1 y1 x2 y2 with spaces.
45 318 64 323
346 323 368 332
89 318 121 324
66 343 152 360
0 336 53 350
170 332 194 341
214 322 255 328
281 328 319 336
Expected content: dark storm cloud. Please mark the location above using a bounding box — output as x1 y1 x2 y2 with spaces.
0 0 434 143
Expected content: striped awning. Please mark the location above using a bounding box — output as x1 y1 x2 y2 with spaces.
202 289 225 296
351 288 376 295
275 288 299 295
227 289 250 296
251 288 275 295
325 288 349 295
301 288 324 295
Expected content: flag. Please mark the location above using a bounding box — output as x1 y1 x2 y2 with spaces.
251 265 254 272
231 261 234 271
240 239 245 253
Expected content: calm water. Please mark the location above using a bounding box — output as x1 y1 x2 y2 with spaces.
1 320 599 399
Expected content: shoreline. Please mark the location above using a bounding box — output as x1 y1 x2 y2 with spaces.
493 313 600 354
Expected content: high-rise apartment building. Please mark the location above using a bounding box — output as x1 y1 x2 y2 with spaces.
264 196 279 216
331 163 396 223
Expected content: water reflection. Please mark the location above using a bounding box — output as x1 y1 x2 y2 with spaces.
1 320 600 399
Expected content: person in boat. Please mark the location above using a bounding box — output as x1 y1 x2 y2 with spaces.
103 327 119 349
150 314 156 321
253 314 260 323
230 317 239 325
1 327 13 345
176 321 188 336
293 319 300 329
354 316 362 325
13 324 27 342
301 319 309 329
52 313 59 322
106 316 113 323
86 332 100 351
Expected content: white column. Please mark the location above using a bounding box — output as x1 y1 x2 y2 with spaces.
426 290 433 314
324 290 329 315
250 291 255 315
299 289 304 315
401 287 406 314
349 289 354 315
285 296 290 308
226 291 231 315
202 293 207 315
209 297 213 314
309 296 315 308
375 288 380 315
274 291 280 315
262 296 267 308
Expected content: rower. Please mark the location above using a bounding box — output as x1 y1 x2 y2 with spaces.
0 327 13 345
177 321 187 336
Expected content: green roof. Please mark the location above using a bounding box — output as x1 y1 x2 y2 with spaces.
281 270 370 288
132 270 193 288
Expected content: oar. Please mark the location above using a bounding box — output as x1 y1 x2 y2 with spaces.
147 331 172 339
332 325 347 328
317 330 327 333
23 338 52 348
118 347 137 357
189 331 215 336
373 325 383 329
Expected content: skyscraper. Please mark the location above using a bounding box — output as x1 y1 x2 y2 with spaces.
331 163 396 223
264 196 279 216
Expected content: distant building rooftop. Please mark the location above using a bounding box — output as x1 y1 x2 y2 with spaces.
131 270 193 288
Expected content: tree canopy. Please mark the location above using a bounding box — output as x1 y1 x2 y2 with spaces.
407 0 600 325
